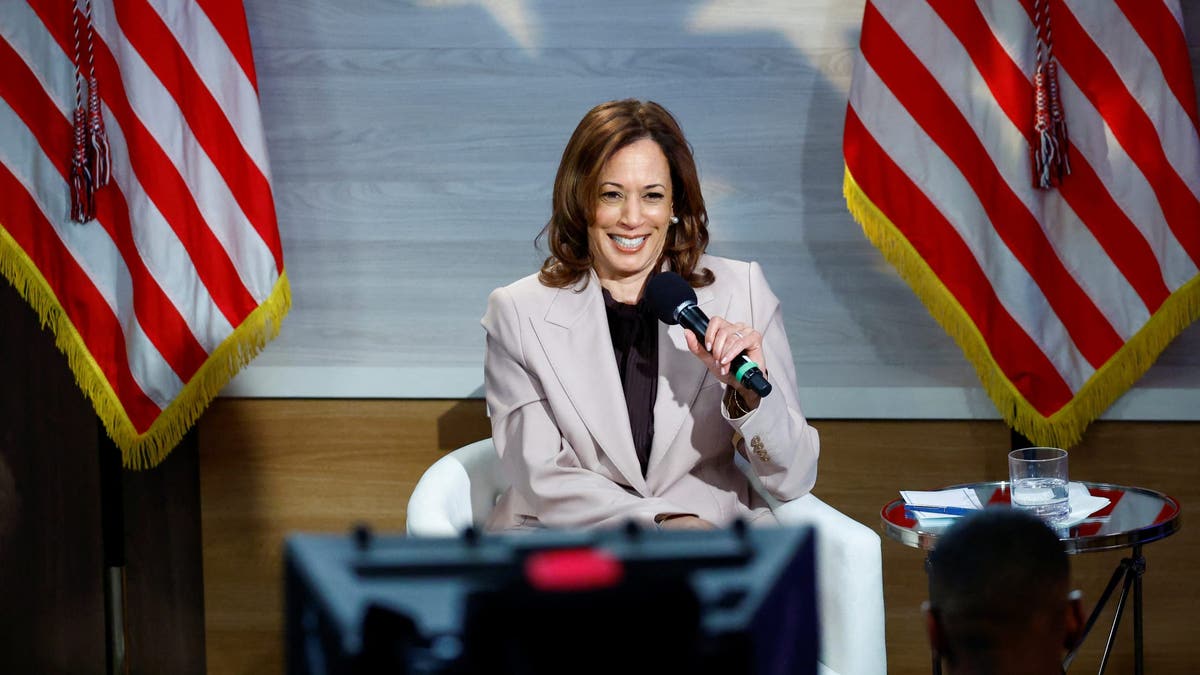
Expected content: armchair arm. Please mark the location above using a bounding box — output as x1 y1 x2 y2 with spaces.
405 453 474 536
775 494 887 675
406 439 508 537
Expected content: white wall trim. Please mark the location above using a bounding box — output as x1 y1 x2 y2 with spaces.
219 365 1200 421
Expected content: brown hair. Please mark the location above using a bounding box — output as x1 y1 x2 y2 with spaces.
537 99 713 289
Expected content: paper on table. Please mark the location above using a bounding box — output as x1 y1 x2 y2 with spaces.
899 488 983 524
1058 482 1112 528
900 488 983 509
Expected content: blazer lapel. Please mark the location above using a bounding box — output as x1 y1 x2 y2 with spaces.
646 284 727 477
531 275 648 495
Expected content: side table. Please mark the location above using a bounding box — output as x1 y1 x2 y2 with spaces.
881 481 1181 674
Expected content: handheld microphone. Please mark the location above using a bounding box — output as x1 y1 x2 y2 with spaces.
645 272 772 398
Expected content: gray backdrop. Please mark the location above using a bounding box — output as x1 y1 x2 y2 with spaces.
223 0 1200 421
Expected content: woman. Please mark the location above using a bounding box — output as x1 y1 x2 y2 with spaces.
482 99 819 530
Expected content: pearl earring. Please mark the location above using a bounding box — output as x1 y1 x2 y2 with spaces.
670 216 679 224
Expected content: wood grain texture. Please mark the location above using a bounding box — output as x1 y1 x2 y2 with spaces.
198 398 490 674
234 0 1200 408
0 275 106 674
121 430 207 675
0 281 207 673
199 399 1200 674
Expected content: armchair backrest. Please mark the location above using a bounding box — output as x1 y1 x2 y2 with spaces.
405 438 507 535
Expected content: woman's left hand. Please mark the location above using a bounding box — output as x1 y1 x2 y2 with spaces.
683 316 766 407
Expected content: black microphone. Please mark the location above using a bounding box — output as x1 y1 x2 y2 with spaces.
645 272 772 398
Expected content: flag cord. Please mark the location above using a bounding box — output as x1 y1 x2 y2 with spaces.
1032 0 1070 189
69 0 110 223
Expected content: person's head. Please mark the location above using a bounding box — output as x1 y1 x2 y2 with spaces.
924 509 1084 675
538 99 713 293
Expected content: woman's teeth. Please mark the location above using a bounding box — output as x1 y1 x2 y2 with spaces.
612 235 647 249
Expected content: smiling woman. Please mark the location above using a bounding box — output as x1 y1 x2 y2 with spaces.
481 99 821 531
537 99 713 296
587 139 673 303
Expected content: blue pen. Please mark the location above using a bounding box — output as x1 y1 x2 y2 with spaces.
903 504 977 517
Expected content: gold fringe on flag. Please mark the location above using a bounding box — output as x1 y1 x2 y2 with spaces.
843 167 1200 448
0 223 291 469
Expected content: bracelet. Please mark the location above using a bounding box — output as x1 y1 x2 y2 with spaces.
724 387 751 418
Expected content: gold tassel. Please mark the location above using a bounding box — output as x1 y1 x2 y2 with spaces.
844 167 1200 447
1 224 292 468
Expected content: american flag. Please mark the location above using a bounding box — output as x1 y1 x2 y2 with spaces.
844 0 1200 447
0 0 289 467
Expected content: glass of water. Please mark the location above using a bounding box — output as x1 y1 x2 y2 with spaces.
1008 447 1070 524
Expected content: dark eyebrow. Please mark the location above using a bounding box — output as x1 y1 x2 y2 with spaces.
599 181 665 190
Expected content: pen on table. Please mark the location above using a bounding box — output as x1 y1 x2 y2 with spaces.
903 504 978 517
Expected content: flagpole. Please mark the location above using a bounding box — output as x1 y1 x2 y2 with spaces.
98 424 128 675
1010 428 1034 452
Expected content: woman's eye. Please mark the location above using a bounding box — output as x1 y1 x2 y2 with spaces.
600 191 623 203
644 192 665 202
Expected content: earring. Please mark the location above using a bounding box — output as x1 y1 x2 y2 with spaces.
670 216 679 224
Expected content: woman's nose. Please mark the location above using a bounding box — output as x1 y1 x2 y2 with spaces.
620 200 642 227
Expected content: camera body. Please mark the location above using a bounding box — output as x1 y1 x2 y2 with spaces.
285 524 818 675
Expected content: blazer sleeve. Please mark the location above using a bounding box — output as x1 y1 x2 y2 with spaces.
720 261 820 502
483 286 694 529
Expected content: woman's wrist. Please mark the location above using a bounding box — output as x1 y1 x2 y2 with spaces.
724 385 761 418
726 388 748 417
655 512 695 529
656 514 715 530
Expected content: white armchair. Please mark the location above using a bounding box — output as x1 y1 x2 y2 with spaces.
406 438 508 534
406 438 887 675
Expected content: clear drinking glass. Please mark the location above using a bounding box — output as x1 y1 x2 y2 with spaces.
1008 447 1070 523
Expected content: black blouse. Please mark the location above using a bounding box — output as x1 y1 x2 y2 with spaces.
601 287 659 476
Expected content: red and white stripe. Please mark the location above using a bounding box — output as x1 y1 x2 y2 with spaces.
845 0 1200 422
0 1 283 441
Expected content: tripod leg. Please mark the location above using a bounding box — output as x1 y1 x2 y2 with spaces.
1098 566 1135 675
1064 559 1127 670
1133 545 1144 675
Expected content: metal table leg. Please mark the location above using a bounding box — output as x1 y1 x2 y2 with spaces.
1133 544 1144 675
1097 566 1133 674
925 553 941 675
1063 544 1146 674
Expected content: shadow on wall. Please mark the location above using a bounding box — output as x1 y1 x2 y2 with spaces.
436 396 491 454
794 21 997 411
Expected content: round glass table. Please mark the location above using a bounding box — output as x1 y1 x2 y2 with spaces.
881 481 1181 674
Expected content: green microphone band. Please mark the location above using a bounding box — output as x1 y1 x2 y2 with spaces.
734 360 758 383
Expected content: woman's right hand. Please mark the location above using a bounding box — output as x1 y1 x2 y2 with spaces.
657 515 716 530
682 316 765 410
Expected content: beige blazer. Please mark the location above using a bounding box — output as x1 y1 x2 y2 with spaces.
481 255 819 530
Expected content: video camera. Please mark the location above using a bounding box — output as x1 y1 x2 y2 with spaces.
285 522 818 674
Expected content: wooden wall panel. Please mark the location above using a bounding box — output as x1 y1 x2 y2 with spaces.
199 399 1199 674
121 431 207 675
0 271 106 674
0 281 206 674
198 399 490 674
